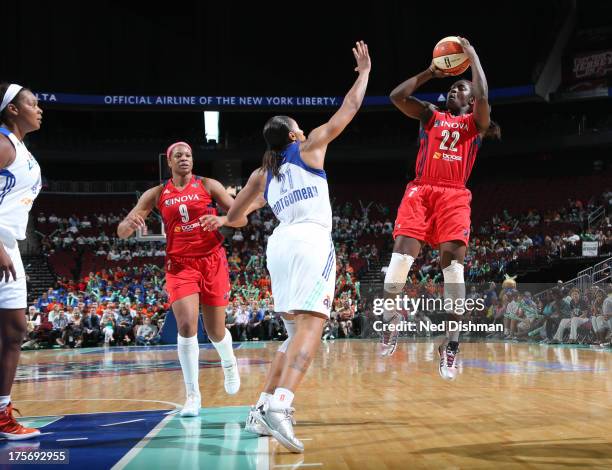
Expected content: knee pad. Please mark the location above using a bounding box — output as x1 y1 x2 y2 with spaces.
443 260 465 314
384 253 414 294
278 317 296 353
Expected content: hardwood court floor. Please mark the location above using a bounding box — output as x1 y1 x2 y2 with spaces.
8 340 612 469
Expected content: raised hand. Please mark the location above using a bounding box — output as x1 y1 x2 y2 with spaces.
457 36 477 58
429 60 454 78
353 40 371 74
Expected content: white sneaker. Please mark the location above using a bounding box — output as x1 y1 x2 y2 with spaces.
255 404 303 453
438 343 459 381
380 313 400 357
180 393 201 417
245 405 270 436
222 358 240 395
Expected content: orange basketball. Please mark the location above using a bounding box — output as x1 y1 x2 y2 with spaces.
432 36 470 76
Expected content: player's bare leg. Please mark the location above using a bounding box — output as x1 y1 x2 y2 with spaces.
255 312 325 453
0 308 40 439
380 236 421 356
246 313 294 436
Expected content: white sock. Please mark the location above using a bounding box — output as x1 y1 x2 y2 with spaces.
177 334 200 396
0 395 10 411
256 392 272 408
269 387 294 409
211 329 235 366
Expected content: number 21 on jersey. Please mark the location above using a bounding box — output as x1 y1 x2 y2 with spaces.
279 168 294 195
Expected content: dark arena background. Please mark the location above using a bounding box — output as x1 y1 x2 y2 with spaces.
1 1 611 469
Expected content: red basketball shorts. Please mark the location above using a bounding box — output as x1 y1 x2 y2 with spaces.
393 182 472 247
165 245 231 306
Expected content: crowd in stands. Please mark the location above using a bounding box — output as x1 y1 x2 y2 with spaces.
23 266 168 349
25 188 610 349
487 282 612 348
356 278 611 349
28 200 373 348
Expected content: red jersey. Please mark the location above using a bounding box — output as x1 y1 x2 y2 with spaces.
157 175 224 257
414 110 481 187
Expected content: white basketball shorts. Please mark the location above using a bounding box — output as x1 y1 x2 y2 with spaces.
0 238 27 310
266 223 335 316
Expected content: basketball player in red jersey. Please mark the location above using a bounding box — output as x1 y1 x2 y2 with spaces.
118 142 251 417
380 37 500 380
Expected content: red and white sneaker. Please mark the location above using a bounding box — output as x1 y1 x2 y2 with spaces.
0 403 41 440
380 313 401 357
438 342 460 381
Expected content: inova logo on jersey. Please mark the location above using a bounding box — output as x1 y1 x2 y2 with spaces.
164 194 201 206
433 120 468 130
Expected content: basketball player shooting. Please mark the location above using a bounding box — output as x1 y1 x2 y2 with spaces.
380 37 500 381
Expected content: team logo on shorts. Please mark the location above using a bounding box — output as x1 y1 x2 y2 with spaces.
323 295 331 311
463 228 470 237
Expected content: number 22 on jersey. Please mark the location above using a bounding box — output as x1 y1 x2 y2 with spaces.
439 130 460 152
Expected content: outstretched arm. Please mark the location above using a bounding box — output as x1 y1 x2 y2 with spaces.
301 41 371 169
201 177 266 230
458 37 490 133
225 170 267 227
390 61 451 125
117 186 161 239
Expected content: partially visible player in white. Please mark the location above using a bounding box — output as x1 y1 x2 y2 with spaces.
204 41 371 453
0 83 43 439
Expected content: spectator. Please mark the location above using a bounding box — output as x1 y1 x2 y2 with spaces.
101 311 116 345
136 317 160 346
115 306 134 345
550 288 588 343
51 310 70 347
81 309 101 346
234 306 249 341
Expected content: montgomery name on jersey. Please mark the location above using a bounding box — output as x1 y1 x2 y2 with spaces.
264 142 332 231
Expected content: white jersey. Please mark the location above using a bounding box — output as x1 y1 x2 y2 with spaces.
264 142 332 231
0 127 42 243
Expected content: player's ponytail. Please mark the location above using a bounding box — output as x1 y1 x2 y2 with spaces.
261 115 293 178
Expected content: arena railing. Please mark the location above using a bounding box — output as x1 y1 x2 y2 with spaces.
587 206 606 229
592 257 612 286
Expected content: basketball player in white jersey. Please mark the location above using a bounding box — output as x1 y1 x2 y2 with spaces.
208 41 370 453
0 83 43 439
